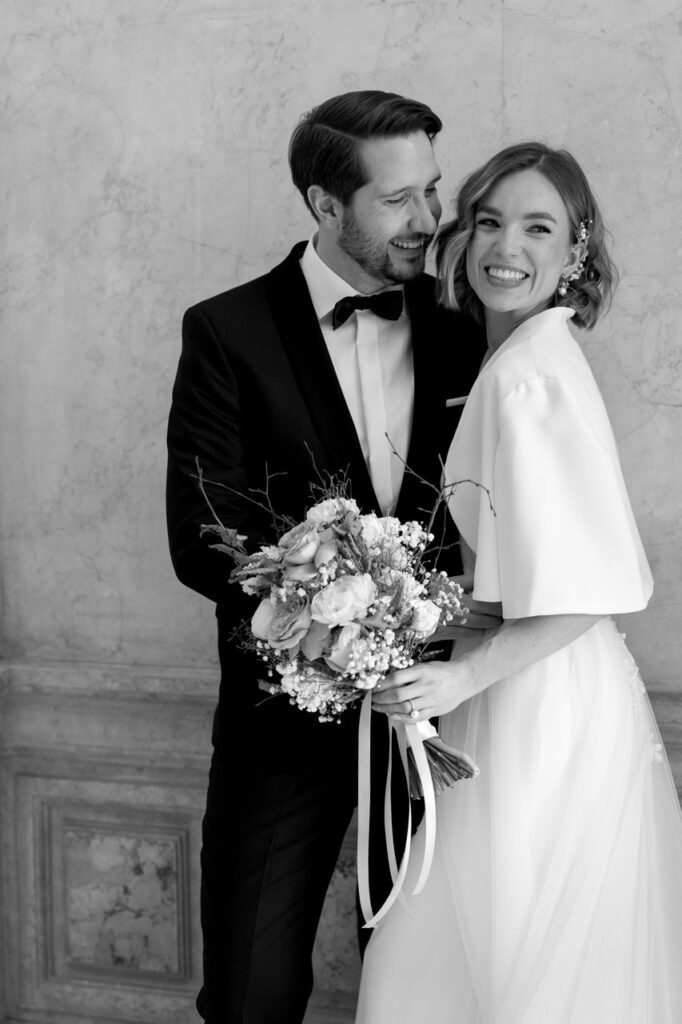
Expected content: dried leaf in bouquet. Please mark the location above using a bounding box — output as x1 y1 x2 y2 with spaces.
406 732 479 799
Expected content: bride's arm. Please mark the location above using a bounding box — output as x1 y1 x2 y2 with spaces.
372 612 603 722
436 537 503 636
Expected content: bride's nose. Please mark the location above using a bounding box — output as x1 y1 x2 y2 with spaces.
494 225 522 258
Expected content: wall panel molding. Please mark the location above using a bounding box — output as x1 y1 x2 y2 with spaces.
0 659 679 1022
0 660 212 1023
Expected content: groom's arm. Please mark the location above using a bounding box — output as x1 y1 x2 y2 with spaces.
166 301 265 610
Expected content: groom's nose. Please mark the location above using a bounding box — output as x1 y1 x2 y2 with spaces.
408 194 440 236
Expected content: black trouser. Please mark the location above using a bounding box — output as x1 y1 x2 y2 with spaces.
196 714 410 1023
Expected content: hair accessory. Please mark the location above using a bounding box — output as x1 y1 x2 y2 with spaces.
559 219 591 296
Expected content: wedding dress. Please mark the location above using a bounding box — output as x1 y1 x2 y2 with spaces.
355 309 682 1023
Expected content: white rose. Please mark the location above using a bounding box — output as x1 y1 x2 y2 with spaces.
314 540 338 567
400 575 424 604
282 562 319 582
300 619 333 660
306 497 359 527
325 622 363 673
311 573 377 627
359 514 403 548
251 592 312 651
278 522 320 565
410 599 442 637
389 547 410 570
359 513 383 548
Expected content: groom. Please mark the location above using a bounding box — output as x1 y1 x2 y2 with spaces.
166 90 486 1024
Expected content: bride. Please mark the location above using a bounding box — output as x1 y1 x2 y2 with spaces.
355 142 682 1023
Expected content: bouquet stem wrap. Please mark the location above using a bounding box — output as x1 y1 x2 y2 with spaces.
357 691 478 928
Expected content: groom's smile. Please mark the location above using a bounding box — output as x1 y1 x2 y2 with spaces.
315 130 442 293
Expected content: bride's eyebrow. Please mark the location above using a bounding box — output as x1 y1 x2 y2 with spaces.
475 205 558 225
522 211 558 223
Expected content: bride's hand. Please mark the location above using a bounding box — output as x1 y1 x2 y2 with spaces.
372 660 477 723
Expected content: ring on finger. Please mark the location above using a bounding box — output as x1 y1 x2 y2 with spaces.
404 698 413 715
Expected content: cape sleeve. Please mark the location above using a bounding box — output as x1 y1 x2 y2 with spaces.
452 373 653 618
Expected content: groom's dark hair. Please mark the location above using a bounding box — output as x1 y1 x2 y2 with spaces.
289 90 442 218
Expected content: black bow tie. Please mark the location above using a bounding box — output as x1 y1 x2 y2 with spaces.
331 290 403 330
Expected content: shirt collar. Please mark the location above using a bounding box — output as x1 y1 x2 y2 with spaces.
299 235 404 323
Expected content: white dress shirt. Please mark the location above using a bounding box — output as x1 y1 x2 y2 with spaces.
299 238 414 514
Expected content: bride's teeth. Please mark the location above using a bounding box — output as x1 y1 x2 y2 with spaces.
393 240 421 249
487 266 527 281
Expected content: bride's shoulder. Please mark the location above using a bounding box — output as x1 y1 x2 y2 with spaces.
483 308 592 400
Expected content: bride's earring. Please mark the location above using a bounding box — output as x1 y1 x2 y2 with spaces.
559 220 591 299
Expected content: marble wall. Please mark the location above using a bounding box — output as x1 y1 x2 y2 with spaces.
1 1 681 1020
2 0 680 684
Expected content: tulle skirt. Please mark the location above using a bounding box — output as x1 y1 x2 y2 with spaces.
355 618 682 1023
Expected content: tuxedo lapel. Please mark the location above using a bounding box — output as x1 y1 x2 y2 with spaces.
265 244 380 513
396 277 487 523
395 276 450 521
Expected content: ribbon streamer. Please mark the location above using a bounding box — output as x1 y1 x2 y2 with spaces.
357 692 439 928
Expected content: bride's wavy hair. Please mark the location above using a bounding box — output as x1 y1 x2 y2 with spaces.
435 142 618 330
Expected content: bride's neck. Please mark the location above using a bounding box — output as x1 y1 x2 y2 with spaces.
483 302 548 353
484 311 514 353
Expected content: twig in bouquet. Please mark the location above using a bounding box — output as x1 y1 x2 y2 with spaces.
385 436 444 507
193 456 295 534
384 436 495 570
417 500 452 565
440 477 495 510
303 441 354 505
424 538 462 561
437 453 496 516
195 459 226 529
385 437 494 521
254 684 283 707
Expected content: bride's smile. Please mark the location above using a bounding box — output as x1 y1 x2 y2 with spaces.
466 167 585 342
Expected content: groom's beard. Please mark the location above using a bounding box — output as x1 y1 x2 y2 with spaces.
338 209 431 285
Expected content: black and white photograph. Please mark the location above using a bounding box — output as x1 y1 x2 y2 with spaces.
1 2 681 1022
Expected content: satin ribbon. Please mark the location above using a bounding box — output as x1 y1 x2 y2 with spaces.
357 690 439 928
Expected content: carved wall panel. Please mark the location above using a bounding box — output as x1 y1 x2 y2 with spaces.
0 663 210 1023
3 764 201 1023
0 661 364 1023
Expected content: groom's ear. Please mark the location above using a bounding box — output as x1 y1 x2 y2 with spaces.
307 185 343 228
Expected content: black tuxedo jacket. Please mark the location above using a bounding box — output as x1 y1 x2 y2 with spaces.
166 242 486 772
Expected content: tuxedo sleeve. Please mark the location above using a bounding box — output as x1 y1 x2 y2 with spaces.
166 304 262 610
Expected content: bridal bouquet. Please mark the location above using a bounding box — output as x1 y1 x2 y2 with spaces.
203 491 467 716
197 464 480 924
198 463 477 779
